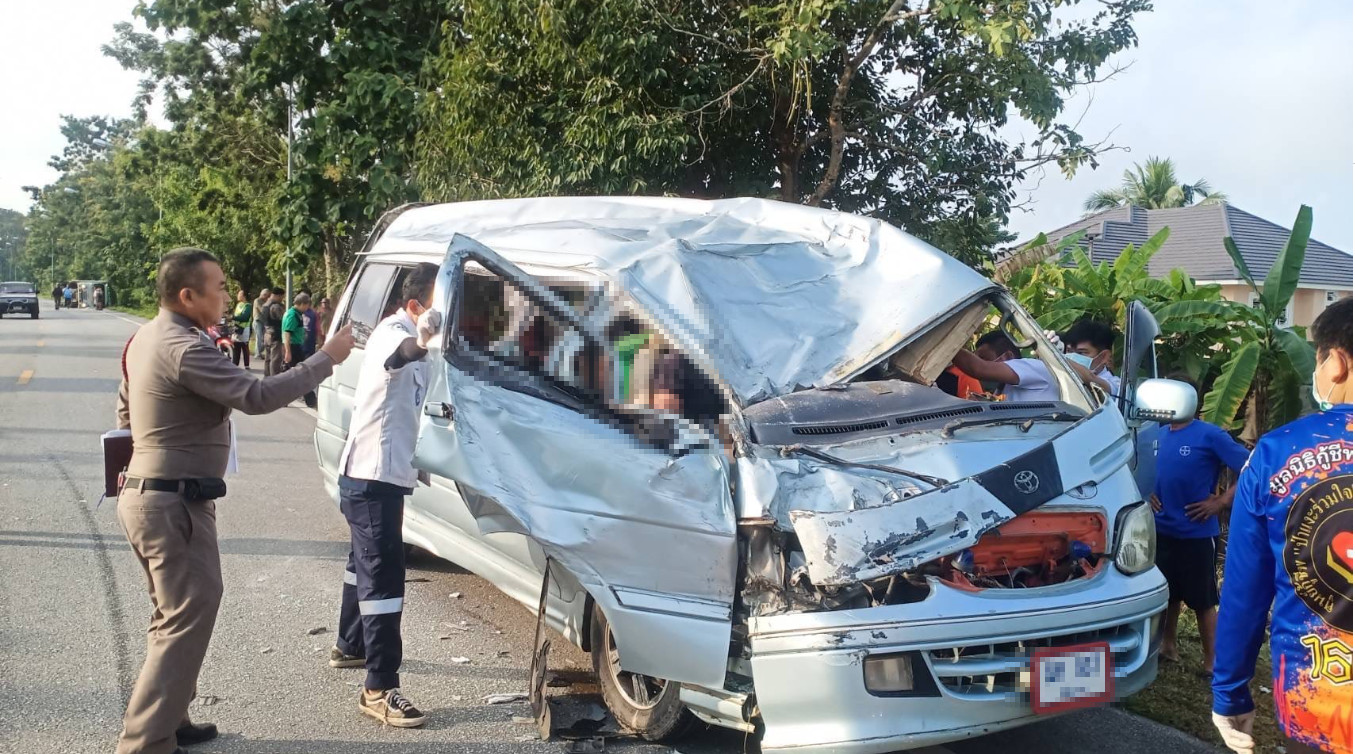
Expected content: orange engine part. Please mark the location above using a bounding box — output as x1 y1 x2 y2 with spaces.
964 511 1107 577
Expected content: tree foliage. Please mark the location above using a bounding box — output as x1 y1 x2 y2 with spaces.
21 0 1148 304
1009 205 1319 439
417 0 1149 265
1083 156 1226 212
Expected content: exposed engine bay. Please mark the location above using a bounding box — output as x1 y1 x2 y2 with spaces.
736 380 1109 621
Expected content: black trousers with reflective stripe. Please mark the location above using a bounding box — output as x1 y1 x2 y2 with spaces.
336 475 409 691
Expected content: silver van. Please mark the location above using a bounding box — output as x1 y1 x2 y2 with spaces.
316 197 1185 753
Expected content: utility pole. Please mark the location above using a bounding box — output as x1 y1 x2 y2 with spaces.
285 86 294 305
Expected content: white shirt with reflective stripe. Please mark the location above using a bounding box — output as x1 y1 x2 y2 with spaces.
339 310 427 488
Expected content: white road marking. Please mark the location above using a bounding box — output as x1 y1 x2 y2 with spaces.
102 311 145 327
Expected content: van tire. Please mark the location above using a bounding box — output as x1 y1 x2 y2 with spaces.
590 604 697 742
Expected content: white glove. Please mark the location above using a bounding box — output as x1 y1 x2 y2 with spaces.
1212 711 1255 754
416 308 443 349
1043 328 1066 353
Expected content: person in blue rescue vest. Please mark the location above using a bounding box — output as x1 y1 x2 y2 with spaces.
1212 296 1353 754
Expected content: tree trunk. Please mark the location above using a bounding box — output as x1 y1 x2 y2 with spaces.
772 91 800 202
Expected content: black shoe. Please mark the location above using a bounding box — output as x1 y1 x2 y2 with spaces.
176 721 218 746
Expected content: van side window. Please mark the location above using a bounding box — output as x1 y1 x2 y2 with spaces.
608 315 724 430
453 262 608 404
340 264 398 347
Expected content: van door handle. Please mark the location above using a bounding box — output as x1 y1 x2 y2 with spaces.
423 402 454 421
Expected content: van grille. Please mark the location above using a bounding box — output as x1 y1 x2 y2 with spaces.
791 420 889 436
926 619 1152 700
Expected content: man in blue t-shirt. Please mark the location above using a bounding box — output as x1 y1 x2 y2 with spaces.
1151 373 1251 673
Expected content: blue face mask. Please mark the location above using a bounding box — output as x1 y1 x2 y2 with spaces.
1311 354 1336 411
1065 353 1095 370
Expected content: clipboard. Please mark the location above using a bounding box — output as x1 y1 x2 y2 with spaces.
101 428 133 498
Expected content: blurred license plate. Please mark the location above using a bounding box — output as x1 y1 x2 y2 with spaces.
1030 642 1113 714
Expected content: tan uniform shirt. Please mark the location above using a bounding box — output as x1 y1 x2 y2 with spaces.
117 309 335 479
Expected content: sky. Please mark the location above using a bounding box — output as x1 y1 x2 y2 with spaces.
2 0 1352 251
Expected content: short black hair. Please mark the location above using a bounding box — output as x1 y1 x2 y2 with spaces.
1064 319 1116 352
272 287 285 296
1311 296 1352 358
157 247 219 305
976 330 1017 357
402 263 439 306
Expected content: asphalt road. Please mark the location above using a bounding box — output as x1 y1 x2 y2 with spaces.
0 301 1220 754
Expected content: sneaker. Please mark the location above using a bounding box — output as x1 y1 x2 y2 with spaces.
359 688 427 728
329 647 365 668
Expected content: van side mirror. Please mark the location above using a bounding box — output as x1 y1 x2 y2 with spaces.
1132 378 1197 423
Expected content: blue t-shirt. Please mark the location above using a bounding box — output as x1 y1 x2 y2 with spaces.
1153 419 1251 538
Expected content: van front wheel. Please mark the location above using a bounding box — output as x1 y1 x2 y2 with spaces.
589 604 697 741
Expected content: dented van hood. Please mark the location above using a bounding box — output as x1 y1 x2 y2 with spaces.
741 407 1134 586
373 196 997 405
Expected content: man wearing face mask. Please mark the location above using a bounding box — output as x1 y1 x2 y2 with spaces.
1212 296 1353 754
327 263 443 728
1062 319 1122 398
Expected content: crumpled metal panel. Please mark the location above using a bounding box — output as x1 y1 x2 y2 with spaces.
416 365 738 687
789 479 1010 586
372 196 996 405
774 407 1136 586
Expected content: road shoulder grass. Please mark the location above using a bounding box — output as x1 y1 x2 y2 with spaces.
1125 610 1281 752
110 303 156 320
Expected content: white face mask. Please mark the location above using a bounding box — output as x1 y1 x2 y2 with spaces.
1312 354 1336 411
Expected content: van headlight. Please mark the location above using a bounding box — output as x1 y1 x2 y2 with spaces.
1114 502 1157 575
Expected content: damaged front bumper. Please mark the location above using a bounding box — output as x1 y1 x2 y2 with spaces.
748 567 1167 754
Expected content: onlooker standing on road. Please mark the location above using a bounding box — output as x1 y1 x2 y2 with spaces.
63 284 74 309
114 248 355 754
230 289 252 368
301 290 320 359
282 293 315 408
315 296 333 349
1149 374 1250 674
262 288 286 377
1212 298 1353 754
52 283 62 309
329 263 441 729
252 288 270 358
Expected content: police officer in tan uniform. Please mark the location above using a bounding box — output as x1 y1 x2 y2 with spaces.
114 248 354 754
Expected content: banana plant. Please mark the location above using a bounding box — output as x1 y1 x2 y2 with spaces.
1156 205 1316 440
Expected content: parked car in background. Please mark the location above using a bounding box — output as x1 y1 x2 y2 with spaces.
316 197 1190 753
0 281 40 319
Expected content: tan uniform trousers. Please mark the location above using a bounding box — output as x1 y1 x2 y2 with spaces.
115 487 223 754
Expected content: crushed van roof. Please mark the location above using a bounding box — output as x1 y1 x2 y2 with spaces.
372 196 996 404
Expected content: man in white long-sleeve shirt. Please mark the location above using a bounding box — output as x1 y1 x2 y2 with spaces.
327 262 441 728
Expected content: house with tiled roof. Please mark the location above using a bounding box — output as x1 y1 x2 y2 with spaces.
1033 203 1352 329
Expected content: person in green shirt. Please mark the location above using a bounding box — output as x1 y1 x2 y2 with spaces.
230 289 254 368
282 293 316 407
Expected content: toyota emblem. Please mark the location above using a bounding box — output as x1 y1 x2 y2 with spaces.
1014 470 1041 495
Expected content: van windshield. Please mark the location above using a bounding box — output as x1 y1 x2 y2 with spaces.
844 292 1097 413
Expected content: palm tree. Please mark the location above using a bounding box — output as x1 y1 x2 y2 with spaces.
1083 156 1227 213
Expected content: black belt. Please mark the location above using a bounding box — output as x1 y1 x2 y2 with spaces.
125 476 227 501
